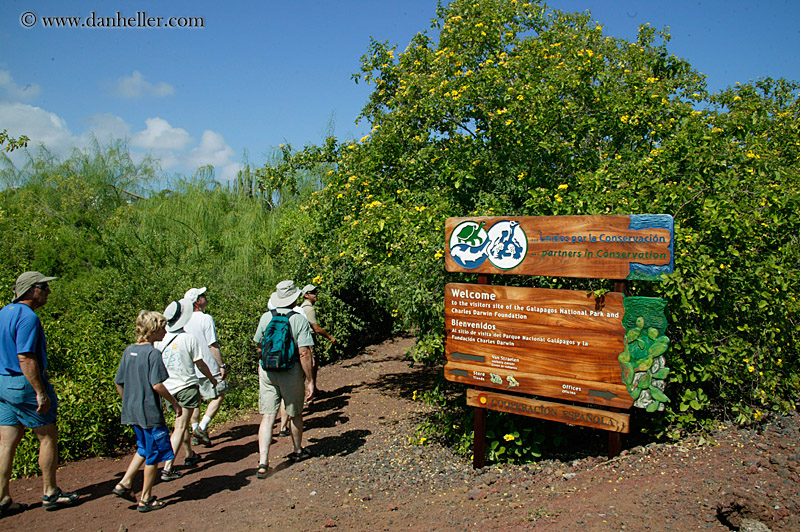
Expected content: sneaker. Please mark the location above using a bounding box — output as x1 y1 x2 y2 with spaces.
161 468 183 482
193 426 212 446
191 435 200 446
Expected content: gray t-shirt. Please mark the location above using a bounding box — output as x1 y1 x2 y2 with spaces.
115 343 169 429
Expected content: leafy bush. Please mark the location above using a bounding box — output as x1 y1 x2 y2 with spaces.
255 0 799 454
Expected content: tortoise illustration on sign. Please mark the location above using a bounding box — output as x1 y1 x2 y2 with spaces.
455 221 486 245
449 219 527 270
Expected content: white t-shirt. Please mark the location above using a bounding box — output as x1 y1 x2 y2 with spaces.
154 331 203 394
184 311 221 378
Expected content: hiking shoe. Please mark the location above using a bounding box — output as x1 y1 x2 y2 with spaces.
161 468 183 482
191 435 200 446
193 426 212 446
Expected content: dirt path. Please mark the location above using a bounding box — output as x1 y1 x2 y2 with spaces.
3 336 799 532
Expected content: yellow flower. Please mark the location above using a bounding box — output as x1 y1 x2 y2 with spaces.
360 135 370 143
503 434 515 442
557 183 568 190
748 365 755 372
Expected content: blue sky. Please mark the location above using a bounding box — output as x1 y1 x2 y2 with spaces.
2 0 798 181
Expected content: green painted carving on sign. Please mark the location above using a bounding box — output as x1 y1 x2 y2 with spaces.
618 297 670 412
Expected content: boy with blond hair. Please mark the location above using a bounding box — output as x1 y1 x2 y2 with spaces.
113 311 182 512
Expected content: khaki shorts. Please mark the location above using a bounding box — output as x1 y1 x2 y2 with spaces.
258 363 304 417
198 376 228 400
167 385 200 411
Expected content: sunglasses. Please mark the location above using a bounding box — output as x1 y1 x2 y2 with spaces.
34 283 50 290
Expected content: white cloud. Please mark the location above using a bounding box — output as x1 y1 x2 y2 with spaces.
0 102 75 158
83 113 131 143
187 130 234 168
131 117 192 150
0 70 42 102
1 101 240 181
113 70 175 99
186 130 242 181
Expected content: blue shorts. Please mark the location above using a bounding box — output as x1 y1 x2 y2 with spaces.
0 373 58 428
133 425 175 466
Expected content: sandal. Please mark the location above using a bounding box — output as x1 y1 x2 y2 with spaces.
184 451 201 468
276 428 290 437
137 496 166 513
160 468 183 481
256 463 269 479
0 499 29 518
287 448 312 463
112 483 134 499
42 488 79 511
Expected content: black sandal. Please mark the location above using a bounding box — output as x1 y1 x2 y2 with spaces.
0 499 29 518
112 483 134 499
256 463 269 479
184 451 201 468
287 448 312 463
42 488 79 511
137 496 166 513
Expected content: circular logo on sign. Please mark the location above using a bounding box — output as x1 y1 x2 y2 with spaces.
485 220 527 270
478 393 488 405
449 221 490 269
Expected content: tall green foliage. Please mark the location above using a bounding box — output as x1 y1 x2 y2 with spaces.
0 144 308 476
257 0 799 441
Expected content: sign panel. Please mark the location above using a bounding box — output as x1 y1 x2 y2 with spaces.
467 389 630 433
444 283 633 408
445 214 674 280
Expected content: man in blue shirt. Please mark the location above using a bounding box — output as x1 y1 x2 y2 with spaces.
0 272 78 516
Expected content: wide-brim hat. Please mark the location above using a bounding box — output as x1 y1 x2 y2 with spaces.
12 271 57 303
269 280 301 308
184 286 207 303
164 298 193 332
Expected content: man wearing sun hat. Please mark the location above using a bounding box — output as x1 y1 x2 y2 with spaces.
1 272 79 515
154 298 217 481
252 280 314 479
182 287 227 447
300 284 336 399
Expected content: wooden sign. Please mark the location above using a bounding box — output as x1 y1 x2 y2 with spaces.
445 215 674 280
444 283 632 408
467 389 630 433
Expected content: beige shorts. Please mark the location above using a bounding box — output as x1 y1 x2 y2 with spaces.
198 377 228 400
258 363 304 417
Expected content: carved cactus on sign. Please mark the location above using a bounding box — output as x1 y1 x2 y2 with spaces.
618 298 670 412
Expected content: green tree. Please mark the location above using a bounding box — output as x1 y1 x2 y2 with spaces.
259 0 798 442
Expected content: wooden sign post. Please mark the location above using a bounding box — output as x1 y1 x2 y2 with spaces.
444 215 674 467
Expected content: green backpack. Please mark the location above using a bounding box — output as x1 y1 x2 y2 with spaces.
260 310 298 371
